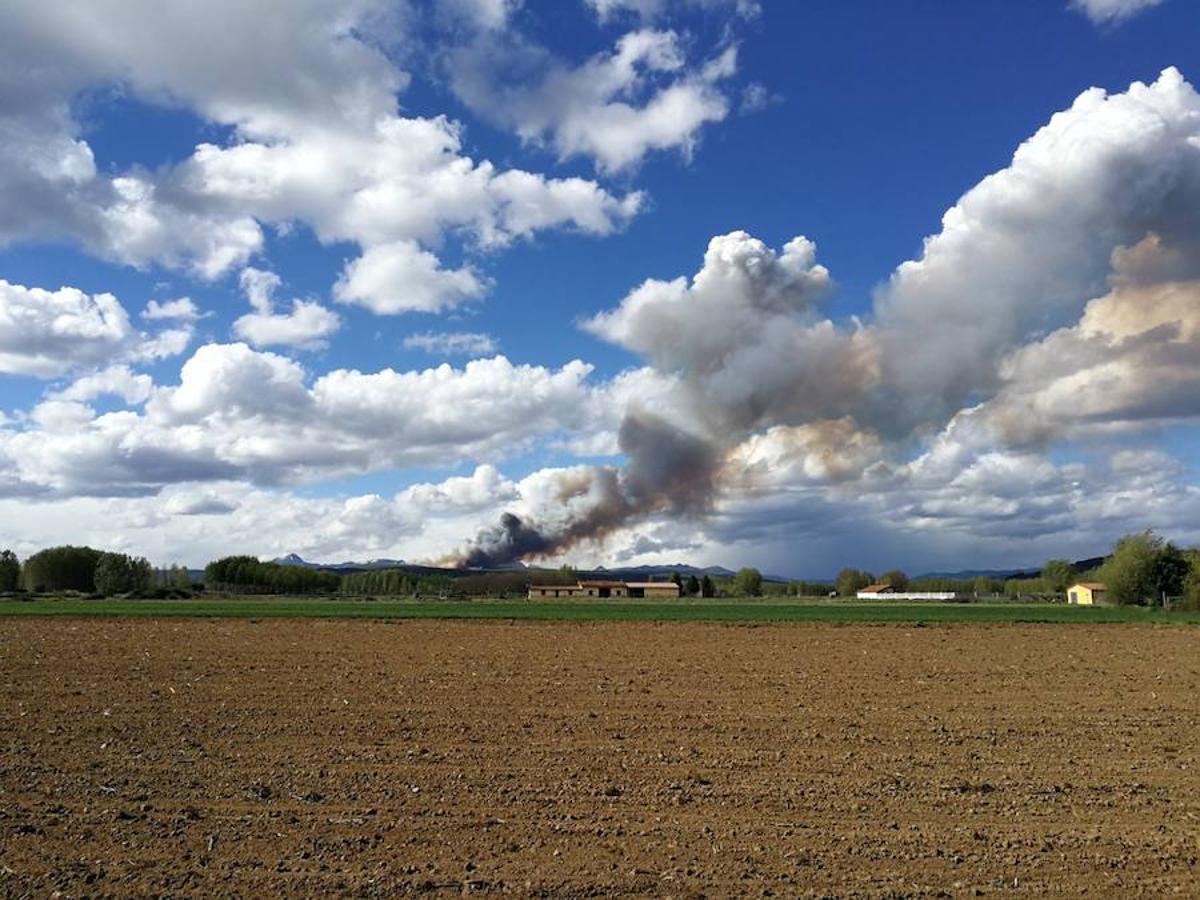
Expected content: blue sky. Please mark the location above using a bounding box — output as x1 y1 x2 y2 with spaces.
2 0 1200 575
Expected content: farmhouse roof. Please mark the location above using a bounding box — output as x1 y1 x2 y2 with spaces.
578 580 627 588
859 583 894 593
1073 581 1108 590
624 581 679 588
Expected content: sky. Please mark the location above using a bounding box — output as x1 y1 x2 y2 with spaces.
2 0 1200 577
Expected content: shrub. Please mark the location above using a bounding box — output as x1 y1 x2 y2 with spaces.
733 567 763 597
22 546 102 593
1096 531 1185 606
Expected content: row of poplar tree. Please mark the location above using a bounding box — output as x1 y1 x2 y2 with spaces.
0 546 191 595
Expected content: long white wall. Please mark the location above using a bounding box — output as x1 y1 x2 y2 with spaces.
855 591 961 601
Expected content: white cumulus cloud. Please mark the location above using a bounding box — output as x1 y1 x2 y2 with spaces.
872 67 1200 435
334 241 488 315
451 29 737 172
0 279 191 377
0 343 596 498
142 298 204 322
48 366 154 406
233 267 340 349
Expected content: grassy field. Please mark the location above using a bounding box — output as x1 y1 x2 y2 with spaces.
1 595 1198 623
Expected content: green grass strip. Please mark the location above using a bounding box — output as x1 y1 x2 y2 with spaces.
2 597 1198 624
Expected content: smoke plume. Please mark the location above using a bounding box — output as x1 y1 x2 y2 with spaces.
458 70 1200 566
457 410 719 567
454 231 873 566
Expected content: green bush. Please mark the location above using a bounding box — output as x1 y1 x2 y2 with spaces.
733 567 763 597
1096 531 1186 606
22 546 102 593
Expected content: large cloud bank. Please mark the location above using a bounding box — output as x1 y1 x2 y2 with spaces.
0 1 643 314
0 1 1198 573
455 67 1200 566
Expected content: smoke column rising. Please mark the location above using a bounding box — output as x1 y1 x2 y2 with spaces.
456 411 719 567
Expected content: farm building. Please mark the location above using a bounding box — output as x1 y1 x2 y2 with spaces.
1067 582 1108 605
526 582 618 599
625 582 681 599
857 583 894 597
578 580 629 598
528 580 680 600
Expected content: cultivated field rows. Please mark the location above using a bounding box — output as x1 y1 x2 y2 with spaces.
2 620 1198 895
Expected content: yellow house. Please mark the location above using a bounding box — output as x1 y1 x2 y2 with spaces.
1067 582 1107 605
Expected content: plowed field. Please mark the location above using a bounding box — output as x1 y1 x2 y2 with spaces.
2 619 1198 896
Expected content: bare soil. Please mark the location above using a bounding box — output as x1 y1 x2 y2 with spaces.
2 619 1198 896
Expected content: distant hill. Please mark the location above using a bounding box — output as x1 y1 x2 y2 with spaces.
273 553 407 571
915 555 1106 581
914 567 1036 581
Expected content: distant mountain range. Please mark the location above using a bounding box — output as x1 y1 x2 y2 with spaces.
273 553 407 571
914 567 1036 580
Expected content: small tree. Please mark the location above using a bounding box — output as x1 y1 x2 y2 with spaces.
685 574 700 596
700 574 716 598
0 550 19 591
880 569 909 591
171 564 192 589
1097 531 1164 606
835 568 872 597
1041 559 1074 594
1153 543 1189 605
94 552 154 596
94 554 129 596
733 567 763 597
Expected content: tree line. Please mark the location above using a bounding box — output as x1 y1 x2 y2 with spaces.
2 545 187 595
3 530 1199 606
340 567 459 597
204 556 340 594
826 531 1200 607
